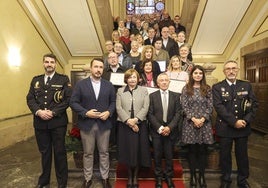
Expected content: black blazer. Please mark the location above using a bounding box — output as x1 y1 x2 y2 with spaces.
144 38 155 46
26 72 72 129
212 79 258 137
148 90 182 138
162 37 179 58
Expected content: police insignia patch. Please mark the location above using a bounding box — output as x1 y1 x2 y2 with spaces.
54 90 64 103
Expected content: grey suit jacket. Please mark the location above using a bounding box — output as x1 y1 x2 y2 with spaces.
116 85 149 123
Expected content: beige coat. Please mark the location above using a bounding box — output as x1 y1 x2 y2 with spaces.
116 85 149 122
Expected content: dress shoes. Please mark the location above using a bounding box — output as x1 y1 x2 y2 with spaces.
126 183 132 188
165 177 175 188
155 178 162 188
238 181 251 188
102 178 111 188
81 179 92 188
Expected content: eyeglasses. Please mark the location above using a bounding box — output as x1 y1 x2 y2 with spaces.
224 67 239 72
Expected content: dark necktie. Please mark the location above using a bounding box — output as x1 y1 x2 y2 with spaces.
230 84 235 96
46 76 51 85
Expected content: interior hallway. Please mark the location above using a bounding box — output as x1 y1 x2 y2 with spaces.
0 128 268 188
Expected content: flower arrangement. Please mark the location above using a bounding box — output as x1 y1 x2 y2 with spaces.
65 126 83 153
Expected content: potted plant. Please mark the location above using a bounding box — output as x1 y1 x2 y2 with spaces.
65 126 83 168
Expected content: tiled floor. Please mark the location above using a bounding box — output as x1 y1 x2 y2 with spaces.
0 130 268 188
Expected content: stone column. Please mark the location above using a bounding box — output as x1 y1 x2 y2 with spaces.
202 62 218 87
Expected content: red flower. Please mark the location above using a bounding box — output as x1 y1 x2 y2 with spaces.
70 127 81 139
212 127 220 142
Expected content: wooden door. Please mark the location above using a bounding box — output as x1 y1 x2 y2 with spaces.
244 49 268 133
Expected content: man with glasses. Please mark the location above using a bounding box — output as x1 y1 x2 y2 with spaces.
212 60 258 188
111 42 132 69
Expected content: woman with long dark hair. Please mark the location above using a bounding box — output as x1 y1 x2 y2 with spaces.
181 65 214 188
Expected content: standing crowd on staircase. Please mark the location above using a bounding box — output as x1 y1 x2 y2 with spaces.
26 10 258 188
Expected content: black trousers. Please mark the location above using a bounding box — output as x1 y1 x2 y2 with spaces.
152 136 173 178
35 126 68 186
219 136 249 185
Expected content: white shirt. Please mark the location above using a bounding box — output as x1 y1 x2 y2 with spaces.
44 72 55 84
91 77 101 100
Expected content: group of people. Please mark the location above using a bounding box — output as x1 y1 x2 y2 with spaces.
25 8 257 188
26 51 258 188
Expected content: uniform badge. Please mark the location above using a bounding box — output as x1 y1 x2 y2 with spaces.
221 87 229 97
34 81 40 88
54 90 64 103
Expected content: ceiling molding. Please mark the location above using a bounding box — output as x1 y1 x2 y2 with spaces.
43 0 103 57
17 0 70 65
192 0 251 55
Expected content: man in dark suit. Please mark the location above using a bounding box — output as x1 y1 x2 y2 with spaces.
161 26 179 58
148 73 182 188
70 58 116 188
26 53 72 188
212 60 258 188
144 27 156 46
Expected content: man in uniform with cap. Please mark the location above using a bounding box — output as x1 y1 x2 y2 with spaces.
26 53 72 188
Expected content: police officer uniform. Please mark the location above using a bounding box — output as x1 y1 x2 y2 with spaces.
212 79 258 188
27 72 72 187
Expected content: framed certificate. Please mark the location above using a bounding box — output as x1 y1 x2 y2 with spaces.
168 79 186 93
109 72 125 86
141 86 159 94
157 61 166 72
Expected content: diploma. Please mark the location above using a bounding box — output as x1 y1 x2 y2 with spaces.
168 79 186 93
157 61 166 72
141 86 159 94
109 72 125 86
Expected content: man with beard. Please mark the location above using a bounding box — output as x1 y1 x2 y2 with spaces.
26 53 72 188
70 58 116 188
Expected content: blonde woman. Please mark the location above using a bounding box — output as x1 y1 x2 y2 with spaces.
166 55 189 81
134 45 161 84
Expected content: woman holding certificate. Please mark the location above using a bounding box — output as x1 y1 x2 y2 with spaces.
180 65 214 188
135 45 161 87
166 55 189 82
116 69 151 188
